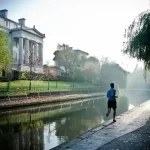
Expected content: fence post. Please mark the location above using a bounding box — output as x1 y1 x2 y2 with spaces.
7 92 10 101
49 90 51 96
25 90 28 99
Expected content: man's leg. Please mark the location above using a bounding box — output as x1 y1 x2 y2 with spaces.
113 108 116 122
106 108 111 117
106 101 111 117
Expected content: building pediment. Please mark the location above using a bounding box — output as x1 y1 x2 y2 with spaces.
26 28 45 38
10 27 45 38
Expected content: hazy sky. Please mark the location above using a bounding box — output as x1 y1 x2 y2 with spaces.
0 0 149 71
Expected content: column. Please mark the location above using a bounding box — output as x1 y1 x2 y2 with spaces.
29 41 32 64
8 35 13 56
29 41 34 65
32 43 35 63
19 37 23 65
39 43 43 67
36 43 39 63
34 42 38 65
24 39 29 64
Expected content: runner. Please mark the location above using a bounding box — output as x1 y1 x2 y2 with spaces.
106 83 118 122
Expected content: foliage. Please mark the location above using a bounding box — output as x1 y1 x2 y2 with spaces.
127 68 150 88
43 64 57 80
99 62 128 89
83 57 100 83
73 68 85 82
0 31 12 91
0 30 11 70
53 43 102 83
53 44 74 73
23 71 37 80
20 72 27 80
122 10 150 72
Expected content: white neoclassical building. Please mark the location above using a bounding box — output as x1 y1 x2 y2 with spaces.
0 9 45 78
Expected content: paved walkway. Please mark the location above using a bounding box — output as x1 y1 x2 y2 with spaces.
52 100 150 150
98 118 150 150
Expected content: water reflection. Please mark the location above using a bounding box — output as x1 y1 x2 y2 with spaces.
0 121 44 150
0 92 149 150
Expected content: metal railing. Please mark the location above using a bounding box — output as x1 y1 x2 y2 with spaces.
0 86 103 99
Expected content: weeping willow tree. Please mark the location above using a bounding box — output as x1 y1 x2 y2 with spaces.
122 10 150 79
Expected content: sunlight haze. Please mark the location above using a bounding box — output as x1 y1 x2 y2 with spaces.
0 0 149 72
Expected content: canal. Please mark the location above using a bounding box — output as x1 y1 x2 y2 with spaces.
0 90 150 150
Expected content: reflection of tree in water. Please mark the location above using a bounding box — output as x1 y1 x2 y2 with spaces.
55 109 89 140
55 99 107 141
0 120 44 150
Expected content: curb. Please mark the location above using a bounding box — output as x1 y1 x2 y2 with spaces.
0 93 105 109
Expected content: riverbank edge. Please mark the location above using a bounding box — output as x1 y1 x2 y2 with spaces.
0 93 105 109
52 99 150 150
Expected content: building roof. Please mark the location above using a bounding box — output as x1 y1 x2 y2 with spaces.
0 15 45 38
74 49 89 55
10 27 45 38
0 16 20 25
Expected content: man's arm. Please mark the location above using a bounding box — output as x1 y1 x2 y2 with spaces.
114 90 118 98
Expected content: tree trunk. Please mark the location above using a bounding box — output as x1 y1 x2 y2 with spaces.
48 79 50 90
6 80 10 92
29 80 32 90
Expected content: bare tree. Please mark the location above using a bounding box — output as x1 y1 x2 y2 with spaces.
43 62 57 90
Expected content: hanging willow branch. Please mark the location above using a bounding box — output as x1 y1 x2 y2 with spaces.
122 10 150 79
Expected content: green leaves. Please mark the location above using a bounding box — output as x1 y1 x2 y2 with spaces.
0 31 11 70
99 63 127 88
123 11 150 70
53 44 76 73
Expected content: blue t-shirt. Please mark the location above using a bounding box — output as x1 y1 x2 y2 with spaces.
107 88 116 100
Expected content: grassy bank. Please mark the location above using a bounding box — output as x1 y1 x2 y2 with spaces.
0 80 98 96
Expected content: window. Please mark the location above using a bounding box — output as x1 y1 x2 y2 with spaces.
13 52 17 64
15 39 18 47
23 39 26 49
6 21 8 27
4 21 6 26
4 20 9 27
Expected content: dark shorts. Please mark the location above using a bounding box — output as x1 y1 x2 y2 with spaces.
108 100 117 109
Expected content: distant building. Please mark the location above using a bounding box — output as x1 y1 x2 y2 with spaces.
73 49 89 60
0 9 45 78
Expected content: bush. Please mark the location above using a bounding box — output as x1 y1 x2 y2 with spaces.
20 72 27 80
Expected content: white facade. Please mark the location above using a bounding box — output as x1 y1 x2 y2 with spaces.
0 9 45 74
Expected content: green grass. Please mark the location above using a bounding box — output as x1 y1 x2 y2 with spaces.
0 80 97 96
0 80 94 89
